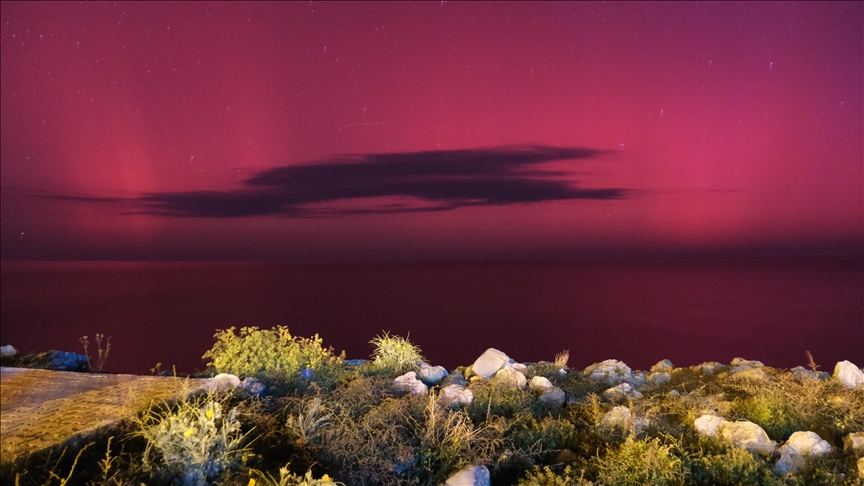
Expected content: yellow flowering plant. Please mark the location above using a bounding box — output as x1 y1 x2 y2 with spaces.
248 463 342 486
135 393 253 486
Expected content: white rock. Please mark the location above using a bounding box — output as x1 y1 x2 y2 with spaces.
600 405 649 430
694 414 725 437
785 431 832 457
209 373 242 390
584 359 633 386
600 406 633 428
775 447 808 475
834 360 864 389
441 373 469 388
730 357 764 368
444 465 490 486
418 363 448 385
439 384 474 408
241 377 266 395
649 372 672 385
719 420 776 456
695 361 723 375
628 372 648 388
504 360 527 372
789 366 829 381
774 431 832 475
539 387 566 407
650 359 674 372
602 382 644 400
0 345 18 357
395 371 428 395
494 367 527 388
843 432 864 456
528 376 553 392
471 348 510 379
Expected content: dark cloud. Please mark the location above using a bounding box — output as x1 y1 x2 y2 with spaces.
46 194 129 204
58 145 630 218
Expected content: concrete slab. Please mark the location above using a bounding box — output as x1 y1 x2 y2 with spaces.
0 367 212 464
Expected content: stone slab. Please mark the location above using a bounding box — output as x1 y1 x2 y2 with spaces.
0 367 211 463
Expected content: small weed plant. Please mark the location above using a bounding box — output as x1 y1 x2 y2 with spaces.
285 396 329 446
554 350 569 369
79 333 112 372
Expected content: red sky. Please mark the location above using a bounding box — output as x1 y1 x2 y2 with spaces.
1 1 861 261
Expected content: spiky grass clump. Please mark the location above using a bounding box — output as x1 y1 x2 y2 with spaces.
316 392 424 484
412 391 504 483
554 350 569 370
311 378 503 486
369 331 425 375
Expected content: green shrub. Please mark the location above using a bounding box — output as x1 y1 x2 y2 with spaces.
763 374 864 444
683 438 780 486
593 436 685 486
518 465 593 486
553 372 604 401
202 326 340 380
134 392 252 486
466 380 534 423
723 371 864 442
369 331 425 375
791 452 862 486
733 393 802 441
505 415 575 453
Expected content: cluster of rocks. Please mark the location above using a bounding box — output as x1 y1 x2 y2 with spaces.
0 345 91 372
43 350 91 372
412 352 864 485
392 348 568 410
694 413 864 477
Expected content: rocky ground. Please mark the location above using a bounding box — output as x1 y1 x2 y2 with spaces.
2 339 863 485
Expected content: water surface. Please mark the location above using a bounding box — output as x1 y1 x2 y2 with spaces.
1 258 861 374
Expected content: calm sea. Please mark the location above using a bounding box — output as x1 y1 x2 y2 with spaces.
1 258 861 375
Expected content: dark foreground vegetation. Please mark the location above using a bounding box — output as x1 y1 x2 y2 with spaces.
2 327 863 486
